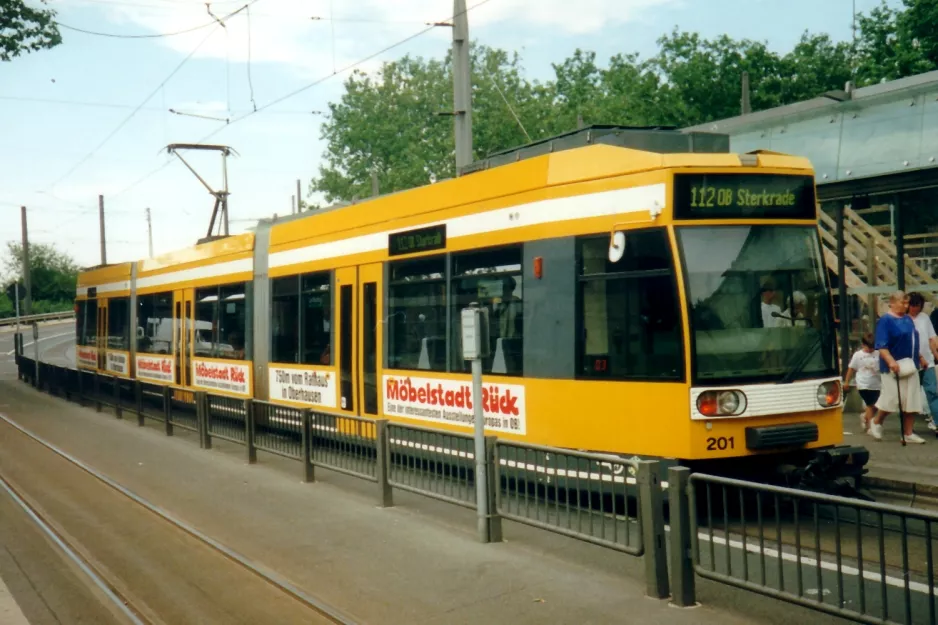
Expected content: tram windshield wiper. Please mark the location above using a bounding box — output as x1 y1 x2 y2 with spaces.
778 327 827 385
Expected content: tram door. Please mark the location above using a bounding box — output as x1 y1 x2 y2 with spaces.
358 263 382 416
335 264 382 416
172 289 195 387
335 267 358 414
96 298 109 370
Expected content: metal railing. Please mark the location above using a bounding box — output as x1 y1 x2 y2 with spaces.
669 468 938 625
387 422 477 508
0 310 75 327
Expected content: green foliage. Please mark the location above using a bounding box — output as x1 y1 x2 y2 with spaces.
312 0 938 202
1 242 78 318
0 293 13 318
0 0 61 62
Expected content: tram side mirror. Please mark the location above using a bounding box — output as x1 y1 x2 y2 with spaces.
608 231 626 264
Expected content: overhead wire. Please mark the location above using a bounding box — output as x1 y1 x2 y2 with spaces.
45 0 260 193
55 17 218 38
110 0 494 201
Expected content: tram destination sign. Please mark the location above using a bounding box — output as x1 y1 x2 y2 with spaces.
388 224 446 257
673 173 816 220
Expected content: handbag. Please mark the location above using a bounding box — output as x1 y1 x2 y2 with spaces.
897 357 918 378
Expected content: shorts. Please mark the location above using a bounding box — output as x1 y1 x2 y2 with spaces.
858 389 880 407
875 371 924 413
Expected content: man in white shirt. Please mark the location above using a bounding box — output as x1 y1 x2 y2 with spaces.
909 292 938 435
760 282 782 328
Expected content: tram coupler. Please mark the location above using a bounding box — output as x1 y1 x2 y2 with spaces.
785 444 872 501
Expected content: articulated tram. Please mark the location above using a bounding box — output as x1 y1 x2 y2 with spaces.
75 126 869 488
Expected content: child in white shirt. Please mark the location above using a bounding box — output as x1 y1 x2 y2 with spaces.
844 333 882 434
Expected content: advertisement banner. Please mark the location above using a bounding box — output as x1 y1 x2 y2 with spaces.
269 366 336 409
76 346 98 369
383 375 526 435
192 359 251 396
105 351 129 376
136 354 174 383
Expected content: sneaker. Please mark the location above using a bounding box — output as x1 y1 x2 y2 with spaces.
929 421 937 431
905 433 926 444
870 422 884 440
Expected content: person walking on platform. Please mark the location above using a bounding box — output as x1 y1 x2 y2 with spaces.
844 333 881 434
870 291 927 444
908 292 938 434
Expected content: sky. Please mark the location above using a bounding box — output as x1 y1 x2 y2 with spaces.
0 0 897 270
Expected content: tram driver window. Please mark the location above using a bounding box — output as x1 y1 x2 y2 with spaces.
577 229 682 380
450 246 523 376
77 299 97 347
388 256 446 371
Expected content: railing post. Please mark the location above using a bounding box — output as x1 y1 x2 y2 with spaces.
163 385 174 436
197 391 211 450
668 467 696 608
637 460 669 599
374 419 393 508
301 409 314 483
244 399 256 464
135 381 144 426
94 372 102 412
114 377 123 419
485 436 503 543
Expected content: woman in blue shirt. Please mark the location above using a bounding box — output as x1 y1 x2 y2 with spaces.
871 291 927 443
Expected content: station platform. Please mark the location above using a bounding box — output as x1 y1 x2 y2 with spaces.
0 378 852 625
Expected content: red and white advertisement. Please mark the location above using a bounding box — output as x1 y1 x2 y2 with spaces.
76 346 97 369
136 354 174 383
383 375 526 435
269 366 336 409
192 359 251 396
106 351 129 376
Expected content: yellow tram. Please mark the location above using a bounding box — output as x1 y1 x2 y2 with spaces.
75 127 868 481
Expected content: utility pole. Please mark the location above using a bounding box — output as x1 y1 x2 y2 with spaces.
146 207 154 258
452 0 473 174
98 194 107 265
291 195 296 215
20 207 31 317
296 178 302 212
741 71 751 115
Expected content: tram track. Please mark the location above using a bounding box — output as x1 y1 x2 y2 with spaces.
0 414 357 625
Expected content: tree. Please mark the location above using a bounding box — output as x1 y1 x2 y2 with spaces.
2 242 79 316
311 45 553 203
0 0 61 62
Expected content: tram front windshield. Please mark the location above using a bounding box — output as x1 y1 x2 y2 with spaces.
677 225 837 385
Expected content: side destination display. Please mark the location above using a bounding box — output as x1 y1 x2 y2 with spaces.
389 224 446 256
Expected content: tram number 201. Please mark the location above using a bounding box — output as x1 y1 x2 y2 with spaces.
706 436 735 451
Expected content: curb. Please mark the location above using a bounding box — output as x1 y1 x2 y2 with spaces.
863 475 938 510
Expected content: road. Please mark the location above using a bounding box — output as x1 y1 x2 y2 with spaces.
0 321 76 379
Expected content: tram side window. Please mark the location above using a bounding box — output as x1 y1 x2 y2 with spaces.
577 229 682 380
195 288 218 358
137 292 173 354
77 299 97 347
301 274 331 366
270 273 331 365
450 246 523 376
271 276 299 363
106 297 130 350
388 256 446 371
218 284 247 360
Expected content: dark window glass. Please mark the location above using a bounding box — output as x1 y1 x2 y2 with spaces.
106 297 130 350
136 292 174 354
81 299 98 347
577 229 682 380
450 246 523 375
192 283 248 360
301 274 331 365
271 277 299 364
194 287 217 358
363 281 378 414
388 257 446 371
340 284 353 411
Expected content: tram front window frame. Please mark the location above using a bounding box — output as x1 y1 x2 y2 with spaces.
676 224 837 386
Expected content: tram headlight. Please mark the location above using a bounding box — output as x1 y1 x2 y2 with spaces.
817 380 842 407
696 390 747 417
